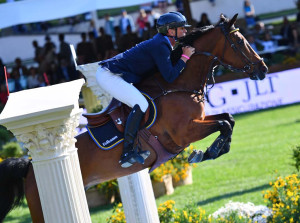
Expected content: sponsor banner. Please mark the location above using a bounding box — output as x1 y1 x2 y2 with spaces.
205 68 300 115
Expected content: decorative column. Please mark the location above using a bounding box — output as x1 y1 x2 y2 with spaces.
0 79 91 223
76 61 112 109
118 169 160 223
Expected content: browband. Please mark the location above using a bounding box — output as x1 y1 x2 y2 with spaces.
229 28 240 34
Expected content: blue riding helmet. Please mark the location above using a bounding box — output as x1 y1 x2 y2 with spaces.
156 11 191 35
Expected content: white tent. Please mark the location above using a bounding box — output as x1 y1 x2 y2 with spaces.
0 0 152 29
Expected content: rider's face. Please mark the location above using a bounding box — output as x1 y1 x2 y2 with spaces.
168 27 187 38
176 27 187 38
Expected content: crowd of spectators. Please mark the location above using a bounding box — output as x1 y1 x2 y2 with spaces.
1 0 300 108
242 0 299 55
0 8 162 107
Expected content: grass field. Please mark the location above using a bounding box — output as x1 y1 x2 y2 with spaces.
3 103 300 223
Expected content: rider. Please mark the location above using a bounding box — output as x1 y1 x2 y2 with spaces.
96 11 195 168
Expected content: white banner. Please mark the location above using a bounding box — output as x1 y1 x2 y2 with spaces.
0 0 152 29
205 68 300 115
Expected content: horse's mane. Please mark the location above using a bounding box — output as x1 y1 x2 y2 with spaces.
171 14 229 65
170 26 214 64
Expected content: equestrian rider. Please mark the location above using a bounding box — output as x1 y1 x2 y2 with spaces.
96 11 195 168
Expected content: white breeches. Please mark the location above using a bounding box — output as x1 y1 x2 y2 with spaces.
96 66 148 112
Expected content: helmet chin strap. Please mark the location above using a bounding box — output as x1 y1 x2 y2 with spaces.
166 28 178 41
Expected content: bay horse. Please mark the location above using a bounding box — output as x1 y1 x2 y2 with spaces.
0 14 267 222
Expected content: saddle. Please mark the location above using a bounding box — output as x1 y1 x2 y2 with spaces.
83 94 178 172
83 98 151 133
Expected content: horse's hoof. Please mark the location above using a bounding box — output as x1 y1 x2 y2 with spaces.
188 150 204 163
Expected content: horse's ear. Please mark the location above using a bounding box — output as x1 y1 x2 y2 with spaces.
220 13 226 22
228 13 238 28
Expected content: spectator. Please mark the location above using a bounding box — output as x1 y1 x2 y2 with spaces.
119 25 140 52
43 35 56 52
57 58 78 82
196 13 211 28
32 40 43 65
246 34 261 52
256 32 276 60
88 31 98 59
209 0 216 6
40 36 57 73
175 0 184 14
95 27 114 60
114 26 123 52
11 70 26 91
88 20 98 38
37 74 46 87
58 33 72 66
12 57 29 78
76 32 97 64
136 9 148 38
47 62 60 84
27 67 40 89
146 8 160 29
0 58 5 84
104 13 115 41
279 16 299 48
253 22 265 39
119 9 135 35
156 0 169 14
243 0 256 27
0 83 8 105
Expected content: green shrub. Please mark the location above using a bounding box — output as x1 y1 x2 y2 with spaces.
0 141 24 158
264 174 300 222
0 125 14 147
292 144 300 172
91 104 103 113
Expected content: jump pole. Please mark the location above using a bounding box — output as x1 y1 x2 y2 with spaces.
71 45 160 222
0 79 91 223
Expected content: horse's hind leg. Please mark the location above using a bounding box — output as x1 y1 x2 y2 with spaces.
25 165 44 223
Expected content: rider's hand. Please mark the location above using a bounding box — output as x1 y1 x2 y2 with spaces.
181 46 195 62
182 46 195 58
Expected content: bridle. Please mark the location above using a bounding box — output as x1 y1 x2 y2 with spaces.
194 22 263 85
152 21 263 101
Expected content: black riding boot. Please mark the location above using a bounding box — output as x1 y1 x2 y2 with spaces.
120 104 150 168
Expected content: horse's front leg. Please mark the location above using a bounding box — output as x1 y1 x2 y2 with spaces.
204 113 235 158
187 116 233 163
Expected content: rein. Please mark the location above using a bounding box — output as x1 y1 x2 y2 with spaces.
152 77 204 101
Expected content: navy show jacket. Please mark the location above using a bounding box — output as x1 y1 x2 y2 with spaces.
99 33 186 84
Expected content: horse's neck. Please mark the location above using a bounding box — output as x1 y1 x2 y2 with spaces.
177 55 213 91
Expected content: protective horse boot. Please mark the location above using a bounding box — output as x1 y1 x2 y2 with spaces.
120 104 150 168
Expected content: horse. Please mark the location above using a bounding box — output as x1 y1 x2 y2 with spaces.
0 14 268 222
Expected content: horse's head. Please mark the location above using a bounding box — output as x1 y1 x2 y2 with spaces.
177 14 268 81
214 14 268 80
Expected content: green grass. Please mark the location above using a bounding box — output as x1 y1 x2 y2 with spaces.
3 103 300 222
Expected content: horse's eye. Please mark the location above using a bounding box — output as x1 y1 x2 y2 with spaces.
238 38 244 45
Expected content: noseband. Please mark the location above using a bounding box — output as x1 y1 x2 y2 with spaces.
194 23 263 83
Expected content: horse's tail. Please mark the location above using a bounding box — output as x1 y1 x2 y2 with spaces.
0 157 30 222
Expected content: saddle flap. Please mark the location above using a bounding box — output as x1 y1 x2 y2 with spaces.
84 94 152 132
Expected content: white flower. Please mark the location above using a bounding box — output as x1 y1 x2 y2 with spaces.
212 201 272 223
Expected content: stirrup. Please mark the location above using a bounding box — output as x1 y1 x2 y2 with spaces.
119 149 150 168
